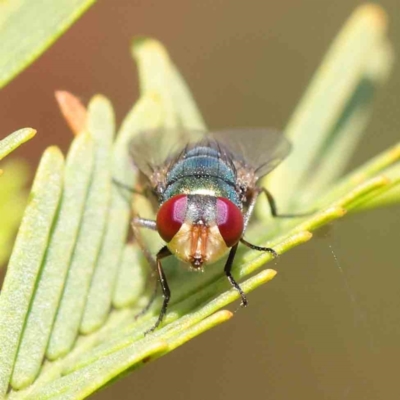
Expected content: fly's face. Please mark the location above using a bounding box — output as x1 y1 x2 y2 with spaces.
156 194 244 270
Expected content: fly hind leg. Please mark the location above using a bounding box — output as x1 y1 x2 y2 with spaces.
260 187 315 218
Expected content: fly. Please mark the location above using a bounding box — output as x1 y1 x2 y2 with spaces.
126 128 306 333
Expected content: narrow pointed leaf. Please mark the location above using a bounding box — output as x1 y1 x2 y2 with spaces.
132 37 206 130
168 63 206 130
47 95 115 360
322 141 400 205
0 159 30 267
80 95 164 334
0 147 64 397
0 0 96 89
2 7 398 398
11 132 94 389
113 244 147 308
0 128 36 160
267 4 392 213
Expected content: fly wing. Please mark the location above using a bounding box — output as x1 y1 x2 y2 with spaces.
209 128 291 179
129 128 205 180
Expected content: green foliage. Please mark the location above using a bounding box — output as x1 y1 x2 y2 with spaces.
0 129 36 160
0 4 399 400
0 159 30 267
0 129 36 267
0 0 96 261
0 0 96 89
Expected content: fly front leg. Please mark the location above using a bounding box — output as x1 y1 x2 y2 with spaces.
224 243 247 307
145 245 172 334
131 216 157 267
240 189 278 258
131 216 163 330
240 237 278 258
132 216 157 230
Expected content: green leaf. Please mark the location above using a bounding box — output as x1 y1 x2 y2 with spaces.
132 37 206 130
266 3 393 214
0 4 398 399
0 128 36 160
0 128 36 267
0 0 96 89
79 94 164 336
0 159 30 267
47 96 116 361
0 147 64 397
12 132 95 389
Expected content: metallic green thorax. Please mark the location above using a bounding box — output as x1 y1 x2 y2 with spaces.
162 144 241 208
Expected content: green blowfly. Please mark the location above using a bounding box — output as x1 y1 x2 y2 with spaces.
122 128 309 333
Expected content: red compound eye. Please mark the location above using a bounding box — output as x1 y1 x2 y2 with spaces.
216 197 244 247
156 195 188 242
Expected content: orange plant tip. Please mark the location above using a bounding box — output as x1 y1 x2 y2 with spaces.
219 310 234 319
356 3 388 28
55 91 88 136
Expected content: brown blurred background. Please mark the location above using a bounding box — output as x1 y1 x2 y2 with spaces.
1 0 400 399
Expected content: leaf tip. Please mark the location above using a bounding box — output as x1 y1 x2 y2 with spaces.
10 372 34 392
260 268 278 283
24 128 37 139
356 3 388 30
331 205 347 218
217 309 234 320
131 36 168 59
46 346 67 362
90 93 111 105
46 145 64 159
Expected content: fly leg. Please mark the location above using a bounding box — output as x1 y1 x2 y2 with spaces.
134 276 159 320
260 187 314 218
131 217 171 333
131 216 157 266
132 216 157 231
241 187 313 254
112 178 141 204
112 178 154 204
145 246 172 334
112 178 139 194
224 236 277 310
131 217 159 321
240 189 279 257
242 188 259 231
240 237 277 258
224 243 247 307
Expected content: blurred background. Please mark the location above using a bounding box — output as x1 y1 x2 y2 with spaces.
1 0 400 399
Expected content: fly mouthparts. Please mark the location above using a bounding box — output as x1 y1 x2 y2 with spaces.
190 255 204 269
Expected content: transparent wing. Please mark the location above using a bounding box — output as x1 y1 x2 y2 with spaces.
128 128 206 179
129 128 291 183
209 128 292 178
